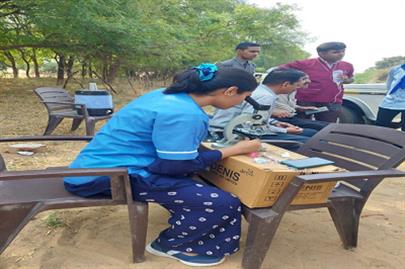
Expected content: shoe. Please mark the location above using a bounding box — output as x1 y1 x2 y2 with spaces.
146 240 225 267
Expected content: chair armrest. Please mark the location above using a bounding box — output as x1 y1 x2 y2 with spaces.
0 135 93 143
294 168 405 184
0 167 133 202
41 101 76 105
260 139 304 146
41 101 89 117
0 167 128 181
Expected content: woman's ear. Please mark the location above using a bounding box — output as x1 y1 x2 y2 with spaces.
223 86 239 96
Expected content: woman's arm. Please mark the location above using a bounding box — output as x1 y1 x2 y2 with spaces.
146 149 221 176
147 139 261 176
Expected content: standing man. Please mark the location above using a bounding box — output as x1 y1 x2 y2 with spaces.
282 42 354 122
217 42 261 75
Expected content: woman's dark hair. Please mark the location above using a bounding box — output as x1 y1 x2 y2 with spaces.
165 67 258 95
262 68 306 85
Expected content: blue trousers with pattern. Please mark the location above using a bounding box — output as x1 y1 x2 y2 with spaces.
131 174 241 258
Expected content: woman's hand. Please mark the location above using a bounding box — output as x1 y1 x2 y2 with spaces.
233 139 262 154
219 139 261 159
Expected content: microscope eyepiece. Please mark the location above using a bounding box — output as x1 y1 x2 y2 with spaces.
245 96 271 111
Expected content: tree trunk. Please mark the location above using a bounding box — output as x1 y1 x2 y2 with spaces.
32 49 40 78
102 62 108 82
19 49 31 78
4 51 19 78
62 56 75 89
102 56 122 83
25 62 31 78
55 53 65 85
65 56 74 78
107 60 121 83
81 61 87 78
88 63 93 78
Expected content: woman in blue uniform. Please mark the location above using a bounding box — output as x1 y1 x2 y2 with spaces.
64 64 261 267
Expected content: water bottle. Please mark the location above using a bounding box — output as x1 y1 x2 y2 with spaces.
89 83 98 91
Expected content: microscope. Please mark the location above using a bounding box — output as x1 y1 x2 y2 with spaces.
211 96 277 147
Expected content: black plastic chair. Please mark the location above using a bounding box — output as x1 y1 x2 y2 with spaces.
241 124 405 269
34 88 112 135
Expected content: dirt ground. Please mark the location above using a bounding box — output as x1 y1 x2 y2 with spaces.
0 78 404 269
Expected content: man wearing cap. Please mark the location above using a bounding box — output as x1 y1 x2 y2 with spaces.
217 42 261 75
282 42 354 122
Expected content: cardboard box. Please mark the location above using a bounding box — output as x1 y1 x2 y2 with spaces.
199 143 342 208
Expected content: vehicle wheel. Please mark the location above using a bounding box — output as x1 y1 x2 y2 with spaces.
339 106 365 124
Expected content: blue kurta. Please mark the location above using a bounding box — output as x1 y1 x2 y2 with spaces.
65 89 209 186
64 88 241 258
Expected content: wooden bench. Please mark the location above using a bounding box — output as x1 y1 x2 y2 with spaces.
241 124 405 269
0 136 148 262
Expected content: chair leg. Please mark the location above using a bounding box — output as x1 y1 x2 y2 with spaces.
127 201 149 263
71 118 84 131
0 203 42 254
328 198 362 249
44 116 63 135
242 212 281 269
84 118 96 136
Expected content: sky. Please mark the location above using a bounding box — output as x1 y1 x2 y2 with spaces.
248 0 405 72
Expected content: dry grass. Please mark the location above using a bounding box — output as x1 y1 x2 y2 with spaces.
0 77 167 170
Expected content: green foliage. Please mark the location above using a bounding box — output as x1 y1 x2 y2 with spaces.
40 59 58 73
375 56 405 69
0 0 310 81
45 213 64 228
0 61 7 70
354 68 377 83
233 3 309 68
354 55 404 83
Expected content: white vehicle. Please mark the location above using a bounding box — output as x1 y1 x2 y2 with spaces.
340 84 385 124
341 84 400 127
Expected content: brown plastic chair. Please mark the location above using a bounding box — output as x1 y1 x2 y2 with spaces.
34 87 112 136
0 136 148 262
241 124 405 269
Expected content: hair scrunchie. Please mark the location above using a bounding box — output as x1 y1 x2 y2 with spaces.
194 63 218 81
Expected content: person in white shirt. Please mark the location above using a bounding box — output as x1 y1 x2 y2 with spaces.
271 74 329 130
210 68 318 149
